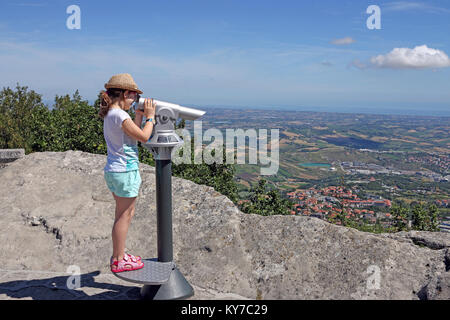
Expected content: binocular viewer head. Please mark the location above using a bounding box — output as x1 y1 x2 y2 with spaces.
136 98 206 160
135 98 205 121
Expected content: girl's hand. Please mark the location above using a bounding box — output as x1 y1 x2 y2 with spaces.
144 98 156 119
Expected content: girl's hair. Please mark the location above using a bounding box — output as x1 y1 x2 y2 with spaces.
98 88 125 119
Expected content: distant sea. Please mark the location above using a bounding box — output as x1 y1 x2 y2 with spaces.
44 100 449 117
197 105 450 117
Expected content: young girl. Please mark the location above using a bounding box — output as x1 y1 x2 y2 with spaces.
98 73 156 273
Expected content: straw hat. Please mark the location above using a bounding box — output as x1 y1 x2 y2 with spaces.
104 73 143 94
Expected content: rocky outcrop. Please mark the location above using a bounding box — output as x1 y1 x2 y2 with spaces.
0 148 24 169
0 151 449 300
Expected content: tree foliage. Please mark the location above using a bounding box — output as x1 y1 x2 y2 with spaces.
171 143 239 203
0 84 46 153
0 84 106 155
240 179 293 216
390 202 440 232
390 203 409 231
410 203 440 232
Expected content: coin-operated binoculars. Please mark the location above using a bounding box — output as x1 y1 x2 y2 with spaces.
138 99 205 160
112 98 205 300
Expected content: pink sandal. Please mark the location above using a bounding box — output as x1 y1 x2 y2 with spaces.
110 253 144 273
126 252 141 261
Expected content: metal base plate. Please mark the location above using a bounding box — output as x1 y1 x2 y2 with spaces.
112 258 175 285
140 268 194 300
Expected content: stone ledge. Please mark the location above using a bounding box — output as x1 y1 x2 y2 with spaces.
2 150 449 300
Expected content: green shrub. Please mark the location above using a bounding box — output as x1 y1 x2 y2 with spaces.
240 179 294 216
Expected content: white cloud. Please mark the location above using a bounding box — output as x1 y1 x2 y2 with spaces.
330 37 356 45
383 2 450 14
370 45 450 69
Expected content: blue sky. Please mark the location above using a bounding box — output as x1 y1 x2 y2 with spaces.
0 0 449 115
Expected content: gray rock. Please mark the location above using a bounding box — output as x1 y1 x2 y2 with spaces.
380 231 450 250
446 249 450 272
0 148 24 163
0 150 449 300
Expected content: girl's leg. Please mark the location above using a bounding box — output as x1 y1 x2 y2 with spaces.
111 192 137 262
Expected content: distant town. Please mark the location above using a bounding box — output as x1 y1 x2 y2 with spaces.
340 160 449 182
287 185 450 232
287 186 391 227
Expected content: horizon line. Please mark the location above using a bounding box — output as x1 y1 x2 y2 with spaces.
41 99 450 118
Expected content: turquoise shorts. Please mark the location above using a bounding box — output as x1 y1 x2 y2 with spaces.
104 170 142 198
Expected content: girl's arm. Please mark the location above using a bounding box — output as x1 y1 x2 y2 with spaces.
123 99 155 143
134 112 144 128
122 118 154 143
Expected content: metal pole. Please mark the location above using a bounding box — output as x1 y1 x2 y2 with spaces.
141 158 194 300
155 159 173 262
